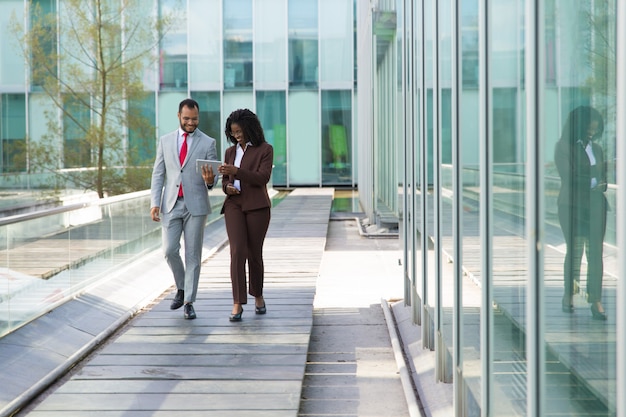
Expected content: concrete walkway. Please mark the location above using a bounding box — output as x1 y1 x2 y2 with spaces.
299 216 412 416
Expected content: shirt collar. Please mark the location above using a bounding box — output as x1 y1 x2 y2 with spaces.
179 128 195 138
237 141 253 151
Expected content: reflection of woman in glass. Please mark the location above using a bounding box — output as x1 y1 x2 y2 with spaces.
554 106 608 320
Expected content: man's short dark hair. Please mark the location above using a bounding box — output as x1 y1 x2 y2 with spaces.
179 98 199 113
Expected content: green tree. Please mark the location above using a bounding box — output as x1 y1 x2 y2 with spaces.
11 0 174 197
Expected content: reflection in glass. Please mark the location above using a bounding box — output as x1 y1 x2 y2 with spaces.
555 106 608 319
0 1 26 87
489 5 529 413
193 92 222 157
223 0 253 89
321 90 351 185
188 0 221 89
257 91 287 186
439 0 454 383
458 1 482 413
159 0 188 90
63 96 91 168
319 0 352 86
461 0 478 88
255 0 287 88
128 94 156 166
289 0 318 88
543 1 616 415
1 94 27 173
30 0 57 88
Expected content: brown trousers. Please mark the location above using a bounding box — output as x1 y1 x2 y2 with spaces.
223 196 271 304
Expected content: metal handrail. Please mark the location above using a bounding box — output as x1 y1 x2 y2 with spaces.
0 190 151 227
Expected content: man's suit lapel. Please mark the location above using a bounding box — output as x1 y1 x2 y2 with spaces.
168 131 183 167
183 131 202 167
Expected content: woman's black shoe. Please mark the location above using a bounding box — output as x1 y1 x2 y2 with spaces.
561 297 574 313
255 303 267 315
229 307 243 322
590 303 607 321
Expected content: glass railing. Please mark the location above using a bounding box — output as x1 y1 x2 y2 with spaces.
0 189 225 338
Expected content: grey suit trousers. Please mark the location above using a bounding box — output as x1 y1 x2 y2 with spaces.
161 198 207 303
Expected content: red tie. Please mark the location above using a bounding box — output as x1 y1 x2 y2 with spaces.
178 132 188 197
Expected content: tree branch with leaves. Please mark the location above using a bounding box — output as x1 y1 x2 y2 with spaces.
11 0 175 197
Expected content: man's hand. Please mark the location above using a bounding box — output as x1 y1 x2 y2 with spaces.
150 206 161 222
201 164 215 185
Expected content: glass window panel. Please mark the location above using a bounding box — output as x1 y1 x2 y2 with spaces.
288 91 319 184
459 0 481 413
192 91 222 157
30 0 58 89
29 94 51 155
485 0 529 414
411 0 423 327
289 0 318 88
189 0 221 90
544 1 617 415
127 93 156 166
223 0 253 90
319 0 352 87
157 92 187 137
255 0 287 89
493 88 519 165
124 1 158 91
0 1 26 88
63 95 92 168
321 90 351 185
160 0 187 90
420 0 437 357
1 94 27 173
256 91 286 186
461 0 478 88
491 2 520 86
439 0 454 384
353 1 357 88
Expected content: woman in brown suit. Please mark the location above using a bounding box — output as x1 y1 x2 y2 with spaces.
218 109 274 321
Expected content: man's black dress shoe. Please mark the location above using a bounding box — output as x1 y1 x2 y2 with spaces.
255 303 267 315
184 303 196 320
229 307 243 322
170 289 184 310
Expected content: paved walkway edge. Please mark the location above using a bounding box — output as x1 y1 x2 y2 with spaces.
382 298 424 417
2 309 133 417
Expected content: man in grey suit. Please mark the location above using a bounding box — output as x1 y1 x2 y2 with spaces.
150 98 218 319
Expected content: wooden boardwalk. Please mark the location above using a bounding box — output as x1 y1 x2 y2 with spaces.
18 188 334 417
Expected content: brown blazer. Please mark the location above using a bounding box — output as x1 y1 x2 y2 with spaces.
220 142 274 213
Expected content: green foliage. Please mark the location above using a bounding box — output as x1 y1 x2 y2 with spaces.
10 0 175 197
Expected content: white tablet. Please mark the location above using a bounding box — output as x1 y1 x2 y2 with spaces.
196 159 222 175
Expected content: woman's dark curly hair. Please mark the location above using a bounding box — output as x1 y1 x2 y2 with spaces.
560 105 604 144
224 109 266 146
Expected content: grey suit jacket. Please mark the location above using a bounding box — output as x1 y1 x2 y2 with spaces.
150 128 218 215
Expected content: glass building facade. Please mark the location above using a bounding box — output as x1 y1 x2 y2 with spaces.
3 0 626 415
359 0 626 415
0 0 357 189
